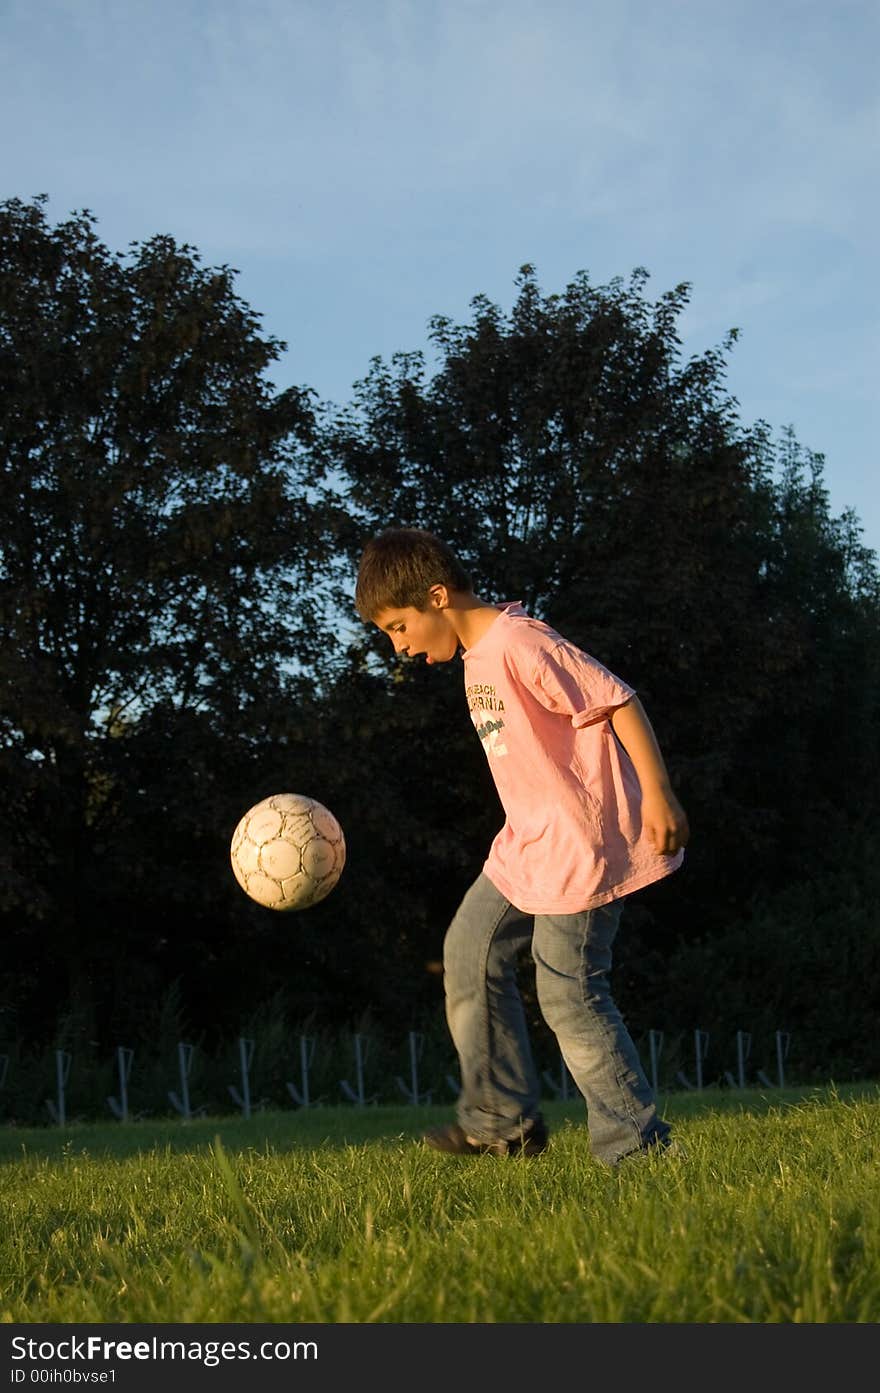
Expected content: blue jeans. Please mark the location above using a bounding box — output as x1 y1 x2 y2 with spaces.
443 872 671 1164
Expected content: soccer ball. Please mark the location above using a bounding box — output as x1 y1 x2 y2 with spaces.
230 793 346 911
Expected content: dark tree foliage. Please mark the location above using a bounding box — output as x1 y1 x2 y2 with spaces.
4 210 879 1077
0 197 340 1045
322 265 880 1057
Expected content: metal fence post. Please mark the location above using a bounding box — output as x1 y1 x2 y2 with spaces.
776 1030 791 1087
694 1029 710 1090
168 1042 194 1119
395 1031 432 1104
339 1033 376 1105
228 1037 255 1118
736 1030 751 1088
648 1030 664 1095
287 1035 317 1107
107 1046 134 1121
46 1049 72 1125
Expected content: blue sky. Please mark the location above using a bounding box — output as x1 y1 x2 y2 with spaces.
3 0 878 553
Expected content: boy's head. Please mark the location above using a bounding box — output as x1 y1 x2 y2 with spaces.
355 528 472 622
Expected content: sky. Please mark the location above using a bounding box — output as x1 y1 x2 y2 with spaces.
2 0 878 554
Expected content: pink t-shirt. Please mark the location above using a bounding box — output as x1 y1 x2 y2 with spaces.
462 603 684 914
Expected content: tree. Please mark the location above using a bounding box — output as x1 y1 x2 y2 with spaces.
0 196 337 1041
322 265 880 982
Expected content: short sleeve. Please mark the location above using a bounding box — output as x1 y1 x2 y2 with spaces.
531 642 635 728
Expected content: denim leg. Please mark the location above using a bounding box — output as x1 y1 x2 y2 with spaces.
443 873 542 1142
533 900 670 1164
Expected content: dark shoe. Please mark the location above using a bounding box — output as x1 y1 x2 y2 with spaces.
614 1135 688 1166
423 1117 549 1157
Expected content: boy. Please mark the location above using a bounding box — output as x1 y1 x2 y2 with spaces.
355 528 689 1165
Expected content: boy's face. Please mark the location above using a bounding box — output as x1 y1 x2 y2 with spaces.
374 587 459 666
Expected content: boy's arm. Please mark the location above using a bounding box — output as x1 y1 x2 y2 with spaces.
609 697 690 855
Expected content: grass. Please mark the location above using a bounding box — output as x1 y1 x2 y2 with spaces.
1 1082 878 1323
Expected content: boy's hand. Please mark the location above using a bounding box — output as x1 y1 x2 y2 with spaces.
641 789 690 855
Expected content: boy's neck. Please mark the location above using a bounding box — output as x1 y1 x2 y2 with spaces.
447 593 504 650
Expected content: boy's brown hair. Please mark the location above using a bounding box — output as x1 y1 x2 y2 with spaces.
355 528 472 620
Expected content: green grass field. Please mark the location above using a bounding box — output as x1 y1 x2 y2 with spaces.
2 1082 878 1323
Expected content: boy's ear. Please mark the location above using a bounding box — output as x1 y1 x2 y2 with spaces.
427 584 449 609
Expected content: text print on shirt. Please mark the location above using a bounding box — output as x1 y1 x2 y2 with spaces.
467 682 508 757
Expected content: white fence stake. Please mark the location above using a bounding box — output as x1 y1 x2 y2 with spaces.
757 1030 795 1090
168 1042 195 1119
107 1047 134 1121
776 1030 791 1087
286 1035 317 1107
725 1030 752 1088
694 1029 710 1090
228 1037 255 1118
46 1049 72 1125
736 1030 751 1088
676 1028 710 1090
648 1030 664 1095
339 1033 376 1105
395 1031 432 1104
